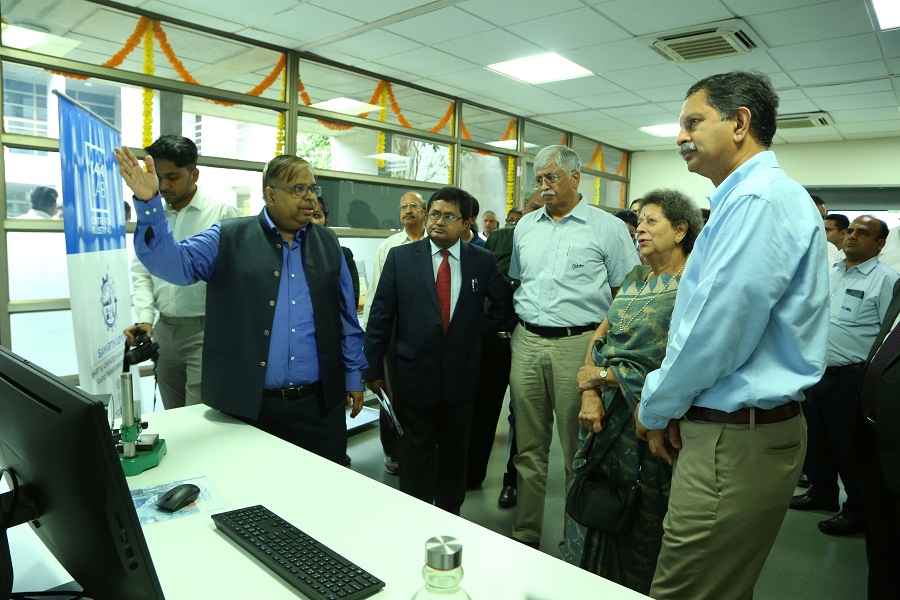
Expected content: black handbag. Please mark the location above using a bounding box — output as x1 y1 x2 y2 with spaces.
565 396 642 535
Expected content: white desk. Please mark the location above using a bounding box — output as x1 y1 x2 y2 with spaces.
128 406 645 599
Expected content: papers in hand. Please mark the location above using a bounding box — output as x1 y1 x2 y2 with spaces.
375 388 403 436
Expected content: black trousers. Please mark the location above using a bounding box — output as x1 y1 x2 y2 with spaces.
378 335 399 460
802 370 863 520
395 399 475 516
234 392 347 465
466 331 515 488
853 414 900 599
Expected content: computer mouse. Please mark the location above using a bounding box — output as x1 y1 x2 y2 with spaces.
156 483 201 512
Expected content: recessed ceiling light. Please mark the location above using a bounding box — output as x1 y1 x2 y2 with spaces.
310 97 382 114
640 123 681 137
367 153 408 160
486 53 591 84
485 140 539 150
873 0 900 30
0 23 80 56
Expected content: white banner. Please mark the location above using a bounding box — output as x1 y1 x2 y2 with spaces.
57 92 131 410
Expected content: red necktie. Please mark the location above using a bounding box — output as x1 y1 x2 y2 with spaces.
859 323 900 417
436 248 451 332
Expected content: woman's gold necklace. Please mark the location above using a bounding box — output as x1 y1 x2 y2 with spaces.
616 263 686 333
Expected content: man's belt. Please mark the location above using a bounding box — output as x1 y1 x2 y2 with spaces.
520 321 598 338
497 331 513 339
824 363 864 376
684 401 801 426
262 383 321 400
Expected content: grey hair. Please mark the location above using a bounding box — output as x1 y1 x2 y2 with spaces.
534 145 580 174
639 188 704 254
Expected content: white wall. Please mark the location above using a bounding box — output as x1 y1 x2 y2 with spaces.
630 138 900 209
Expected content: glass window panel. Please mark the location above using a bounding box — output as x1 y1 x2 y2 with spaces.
523 121 566 156
461 104 517 147
297 59 454 135
297 116 450 184
315 177 435 231
573 135 629 177
459 149 516 227
4 147 63 218
2 63 280 161
8 232 69 301
1 0 284 101
195 166 262 217
10 310 79 377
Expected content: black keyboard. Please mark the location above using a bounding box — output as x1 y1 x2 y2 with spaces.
212 505 385 600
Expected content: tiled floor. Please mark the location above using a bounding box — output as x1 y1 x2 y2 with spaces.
346 395 869 599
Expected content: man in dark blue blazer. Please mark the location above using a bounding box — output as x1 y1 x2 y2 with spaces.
364 186 514 515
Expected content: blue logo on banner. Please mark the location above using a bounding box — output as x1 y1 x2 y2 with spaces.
100 273 118 330
57 93 125 254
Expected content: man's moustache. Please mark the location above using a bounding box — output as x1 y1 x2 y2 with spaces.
678 142 698 157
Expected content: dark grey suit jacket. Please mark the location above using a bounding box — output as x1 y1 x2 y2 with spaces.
860 277 900 493
363 238 514 407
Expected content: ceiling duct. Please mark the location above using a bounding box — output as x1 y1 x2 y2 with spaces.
639 19 760 62
776 112 833 129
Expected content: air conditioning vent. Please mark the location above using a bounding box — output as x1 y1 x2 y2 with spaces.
777 112 833 129
639 19 760 63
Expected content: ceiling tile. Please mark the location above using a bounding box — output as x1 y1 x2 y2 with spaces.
456 0 585 27
575 90 654 109
429 68 520 92
768 33 882 70
520 98 593 116
804 80 895 98
721 0 833 16
506 7 630 52
841 130 900 140
306 0 434 22
601 64 695 91
538 76 625 99
788 61 888 86
778 98 822 114
775 128 844 143
141 0 244 32
836 121 900 135
813 92 898 111
432 29 544 65
636 84 692 103
260 4 364 45
746 0 873 47
594 0 733 36
564 38 669 74
828 107 900 123
383 7 495 44
374 47 476 78
882 29 900 59
321 29 422 61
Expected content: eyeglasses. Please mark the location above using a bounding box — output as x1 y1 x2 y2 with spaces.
823 226 840 233
506 217 520 225
532 171 570 189
399 203 423 211
428 211 462 224
270 183 322 197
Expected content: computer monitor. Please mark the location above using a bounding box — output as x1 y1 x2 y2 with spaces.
0 346 164 600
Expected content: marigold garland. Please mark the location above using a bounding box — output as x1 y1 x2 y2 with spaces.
506 156 515 211
141 20 155 147
595 176 601 206
276 67 285 156
447 111 455 184
376 87 387 168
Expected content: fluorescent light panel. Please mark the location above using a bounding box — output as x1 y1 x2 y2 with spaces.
0 23 80 56
486 140 539 150
310 97 382 114
640 123 681 137
873 0 900 30
487 53 591 84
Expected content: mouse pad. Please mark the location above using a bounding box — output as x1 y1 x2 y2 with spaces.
130 476 225 525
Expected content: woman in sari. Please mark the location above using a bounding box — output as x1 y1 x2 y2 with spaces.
562 189 703 595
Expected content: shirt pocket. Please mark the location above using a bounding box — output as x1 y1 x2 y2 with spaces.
837 289 864 323
564 247 597 282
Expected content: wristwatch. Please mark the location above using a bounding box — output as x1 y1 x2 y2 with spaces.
599 368 608 384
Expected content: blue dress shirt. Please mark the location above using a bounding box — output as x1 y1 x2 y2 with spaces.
133 193 366 392
827 256 899 366
509 197 639 327
639 151 829 429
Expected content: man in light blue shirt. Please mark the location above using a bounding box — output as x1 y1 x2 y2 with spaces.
636 71 829 598
508 145 638 548
791 215 898 536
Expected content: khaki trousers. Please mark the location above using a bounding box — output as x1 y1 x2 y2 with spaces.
510 323 591 543
154 315 205 410
650 413 806 600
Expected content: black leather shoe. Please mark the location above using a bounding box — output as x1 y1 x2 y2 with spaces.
497 485 517 509
818 514 864 536
796 473 811 488
790 493 839 512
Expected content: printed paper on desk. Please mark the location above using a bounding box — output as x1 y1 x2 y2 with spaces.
131 475 225 525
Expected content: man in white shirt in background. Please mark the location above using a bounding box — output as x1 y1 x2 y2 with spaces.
362 191 427 474
824 213 848 267
17 186 57 219
126 135 239 409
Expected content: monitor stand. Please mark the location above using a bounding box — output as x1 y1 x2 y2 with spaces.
1 480 38 599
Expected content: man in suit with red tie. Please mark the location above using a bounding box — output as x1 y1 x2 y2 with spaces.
363 186 514 515
855 277 900 599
